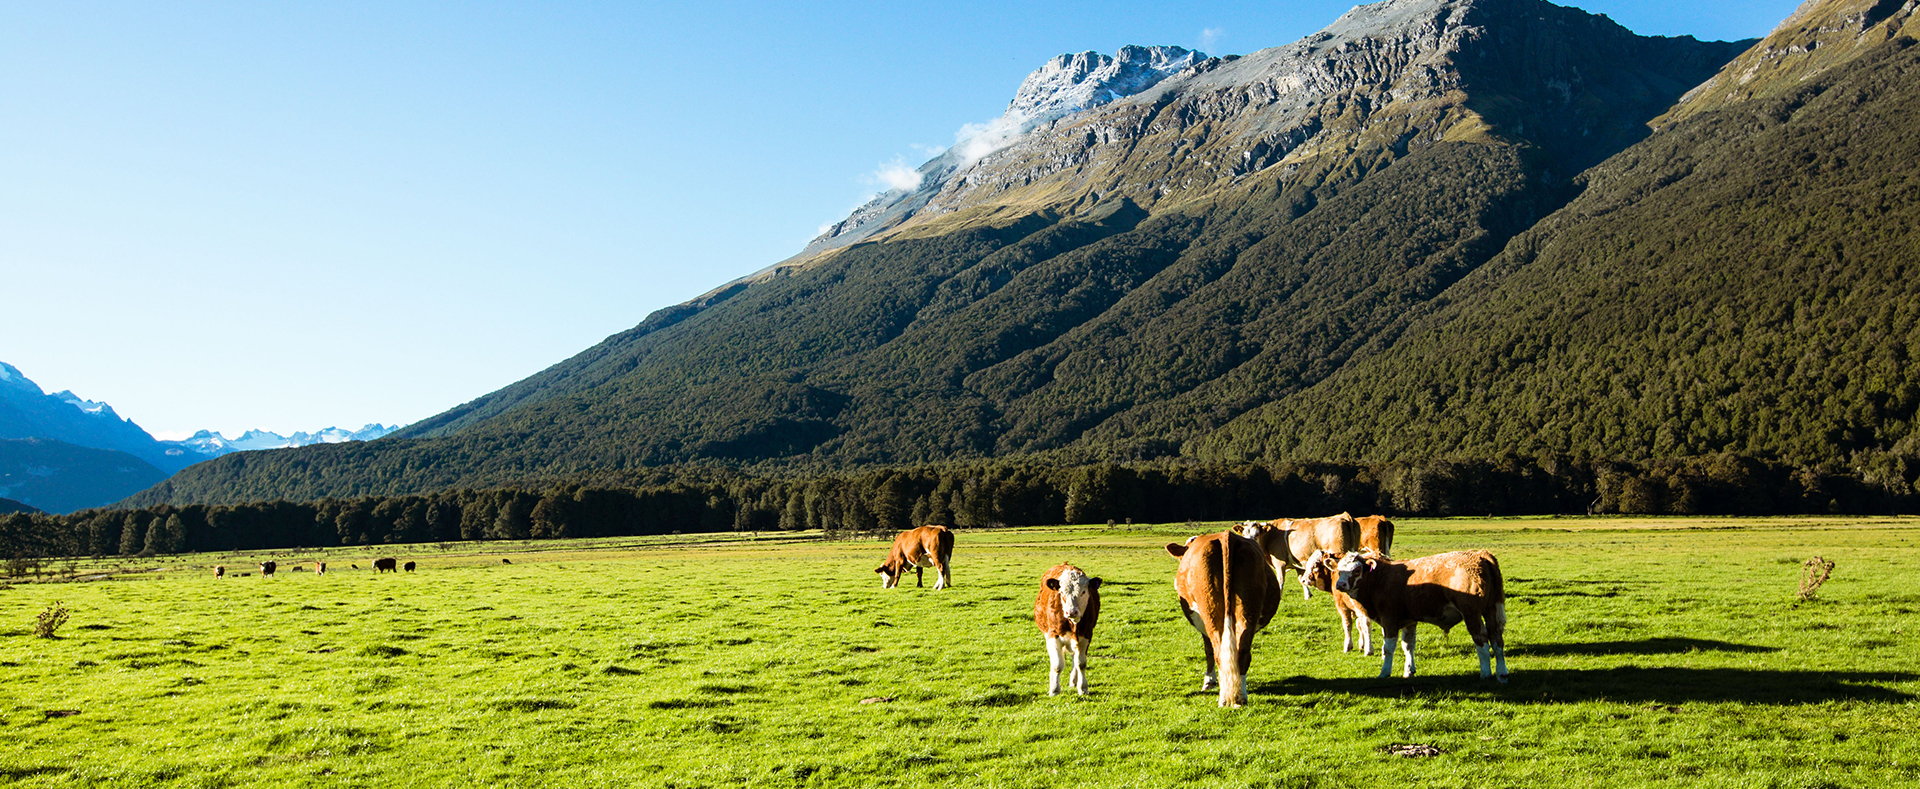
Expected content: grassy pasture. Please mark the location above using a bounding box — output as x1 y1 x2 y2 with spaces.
2 517 1917 788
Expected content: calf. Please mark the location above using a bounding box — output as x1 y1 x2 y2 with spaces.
1166 531 1282 707
1332 550 1509 682
403 561 416 572
1238 513 1360 599
374 557 398 573
1033 563 1102 696
1297 516 1396 655
258 560 277 578
876 525 953 590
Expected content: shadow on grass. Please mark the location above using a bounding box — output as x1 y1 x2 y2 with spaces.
1253 667 1917 704
1511 638 1779 656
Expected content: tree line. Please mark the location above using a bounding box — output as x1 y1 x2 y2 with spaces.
6 451 1914 563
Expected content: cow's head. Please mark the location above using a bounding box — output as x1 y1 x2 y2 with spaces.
1300 549 1338 597
1333 551 1377 594
875 564 900 589
1046 568 1101 624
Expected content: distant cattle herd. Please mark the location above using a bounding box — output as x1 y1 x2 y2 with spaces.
211 513 1506 708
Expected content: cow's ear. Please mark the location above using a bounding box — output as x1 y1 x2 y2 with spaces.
1046 578 1061 590
1165 543 1187 557
875 566 886 575
1088 577 1102 590
1364 558 1379 571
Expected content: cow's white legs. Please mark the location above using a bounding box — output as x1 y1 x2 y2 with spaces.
1399 626 1418 678
1046 635 1065 696
1490 603 1509 682
1477 643 1492 679
1357 612 1374 656
933 566 949 590
1183 606 1216 691
1377 635 1397 679
1070 635 1090 695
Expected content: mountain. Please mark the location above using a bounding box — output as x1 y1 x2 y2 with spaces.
165 424 400 456
0 497 40 515
0 438 167 514
132 0 1776 505
0 361 186 472
1193 0 1920 467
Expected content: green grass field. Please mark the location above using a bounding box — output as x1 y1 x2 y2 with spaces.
2 517 1917 787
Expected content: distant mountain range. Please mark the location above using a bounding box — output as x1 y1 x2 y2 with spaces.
0 361 398 512
132 0 1920 508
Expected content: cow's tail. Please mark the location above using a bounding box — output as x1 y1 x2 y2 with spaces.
1218 534 1244 706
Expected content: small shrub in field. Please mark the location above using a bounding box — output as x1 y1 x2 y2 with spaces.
35 601 70 638
1799 557 1836 600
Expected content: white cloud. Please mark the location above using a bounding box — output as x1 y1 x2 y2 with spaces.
953 112 1029 168
867 156 924 192
1198 27 1223 51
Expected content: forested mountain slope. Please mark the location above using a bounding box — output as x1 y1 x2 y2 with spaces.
1197 0 1920 467
133 0 1752 505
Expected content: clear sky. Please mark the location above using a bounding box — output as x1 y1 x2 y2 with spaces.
1 0 1799 440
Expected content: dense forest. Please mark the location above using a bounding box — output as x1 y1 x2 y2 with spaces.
9 452 1910 564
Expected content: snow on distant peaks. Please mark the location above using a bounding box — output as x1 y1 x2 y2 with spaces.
54 390 118 419
955 44 1205 167
162 423 402 457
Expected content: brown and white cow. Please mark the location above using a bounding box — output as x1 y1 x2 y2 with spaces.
1034 563 1102 696
876 525 953 590
1331 550 1509 682
1237 512 1360 599
314 561 327 575
213 565 225 578
1297 516 1397 655
374 557 398 573
1166 531 1282 707
258 560 277 578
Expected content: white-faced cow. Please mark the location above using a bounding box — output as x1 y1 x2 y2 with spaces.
213 565 225 578
1166 531 1282 707
1332 550 1509 682
1237 513 1360 599
258 560 277 578
314 561 327 575
876 525 953 590
1034 563 1102 696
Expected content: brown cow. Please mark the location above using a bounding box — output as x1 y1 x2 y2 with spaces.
315 561 327 575
258 560 277 578
374 557 398 573
403 561 416 572
876 525 953 590
1332 550 1509 682
1237 513 1360 599
1166 531 1282 707
1034 563 1102 696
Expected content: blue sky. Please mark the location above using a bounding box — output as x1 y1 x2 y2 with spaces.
1 0 1799 439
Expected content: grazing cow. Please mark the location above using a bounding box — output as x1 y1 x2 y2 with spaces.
501 558 512 564
1332 550 1509 682
876 525 953 590
1237 513 1360 599
259 560 277 578
1166 531 1282 707
213 565 225 578
315 561 327 575
1033 563 1102 696
403 561 416 572
373 557 398 573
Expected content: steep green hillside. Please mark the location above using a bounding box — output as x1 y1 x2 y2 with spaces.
1197 32 1920 467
